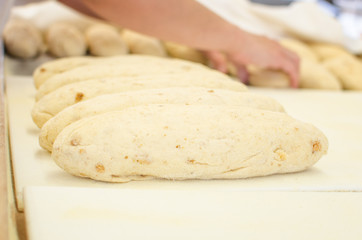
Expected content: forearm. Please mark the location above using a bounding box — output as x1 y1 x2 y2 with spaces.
58 0 300 87
61 0 245 53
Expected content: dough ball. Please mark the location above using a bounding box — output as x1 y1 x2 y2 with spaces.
46 22 87 58
85 24 128 56
248 66 290 88
299 59 341 90
309 43 351 61
164 41 206 64
323 55 362 90
2 18 44 59
121 29 167 57
279 38 319 62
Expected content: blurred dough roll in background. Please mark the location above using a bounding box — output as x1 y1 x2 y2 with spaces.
46 22 87 57
121 29 168 57
85 24 128 56
2 18 45 59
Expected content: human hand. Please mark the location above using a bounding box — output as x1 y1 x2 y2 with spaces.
205 33 300 88
227 33 300 88
204 50 249 84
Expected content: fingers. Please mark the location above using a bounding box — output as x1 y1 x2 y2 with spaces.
203 50 228 73
279 47 300 88
205 50 250 84
226 34 300 88
231 61 249 84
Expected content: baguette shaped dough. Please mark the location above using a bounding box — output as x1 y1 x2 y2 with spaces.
33 55 197 88
121 30 167 57
52 104 328 182
40 87 284 151
3 18 44 59
323 55 362 90
299 59 341 90
86 24 128 56
46 22 87 57
35 58 220 100
32 73 247 128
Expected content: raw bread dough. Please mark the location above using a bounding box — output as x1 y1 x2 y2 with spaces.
248 60 342 90
3 18 44 59
52 104 328 182
299 59 341 90
85 24 128 56
121 29 167 57
35 57 228 100
248 66 290 88
164 41 206 64
33 55 208 88
309 43 351 61
323 55 362 90
32 73 247 128
46 22 87 57
39 87 284 151
279 38 318 62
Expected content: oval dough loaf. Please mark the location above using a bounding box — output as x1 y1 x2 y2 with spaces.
85 24 128 56
3 18 44 59
39 87 284 151
121 29 167 57
46 22 87 57
323 55 362 90
299 59 341 90
309 43 351 61
52 104 328 182
35 57 228 100
164 41 206 64
32 73 247 127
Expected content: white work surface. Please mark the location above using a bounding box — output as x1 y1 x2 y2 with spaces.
6 76 362 212
24 187 362 240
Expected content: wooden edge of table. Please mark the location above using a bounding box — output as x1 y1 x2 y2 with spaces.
1 38 23 239
1 39 27 239
1 68 10 240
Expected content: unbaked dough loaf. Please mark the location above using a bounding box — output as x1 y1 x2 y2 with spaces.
52 104 328 182
248 66 290 88
39 87 284 151
323 55 362 90
32 73 247 127
121 29 167 57
35 58 228 100
164 41 207 64
309 43 351 61
85 24 128 56
3 18 44 59
33 55 185 88
299 59 341 90
46 22 87 57
279 38 318 62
